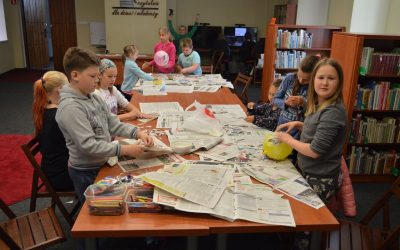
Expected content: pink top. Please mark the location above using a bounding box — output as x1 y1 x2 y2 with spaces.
150 41 176 73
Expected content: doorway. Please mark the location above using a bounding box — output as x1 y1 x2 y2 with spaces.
21 0 77 71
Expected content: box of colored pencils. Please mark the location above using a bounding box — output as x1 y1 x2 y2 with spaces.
84 184 127 215
125 188 162 213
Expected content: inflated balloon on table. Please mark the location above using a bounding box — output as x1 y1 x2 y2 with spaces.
154 50 169 67
262 133 293 161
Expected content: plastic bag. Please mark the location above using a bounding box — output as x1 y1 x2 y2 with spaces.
180 101 223 137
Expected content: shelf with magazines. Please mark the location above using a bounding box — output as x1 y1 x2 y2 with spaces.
261 24 345 101
331 32 400 182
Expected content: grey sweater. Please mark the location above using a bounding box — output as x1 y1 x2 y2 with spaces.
297 102 347 177
56 85 138 170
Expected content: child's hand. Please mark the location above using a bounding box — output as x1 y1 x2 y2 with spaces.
275 131 294 144
138 113 155 119
245 115 254 123
121 144 145 158
285 96 299 107
275 121 303 133
125 110 139 120
180 68 188 74
137 131 154 147
247 102 255 109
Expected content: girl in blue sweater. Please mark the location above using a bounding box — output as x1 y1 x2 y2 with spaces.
121 44 154 98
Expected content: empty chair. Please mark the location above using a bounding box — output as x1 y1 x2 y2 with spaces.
324 176 400 250
0 198 65 250
233 73 252 104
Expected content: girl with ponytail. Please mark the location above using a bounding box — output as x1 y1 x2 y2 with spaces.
33 71 74 191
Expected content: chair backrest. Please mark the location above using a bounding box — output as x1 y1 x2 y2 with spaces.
21 137 77 227
233 73 252 104
201 65 213 74
212 51 224 74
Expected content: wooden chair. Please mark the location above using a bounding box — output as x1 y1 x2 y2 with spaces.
21 137 79 227
233 73 252 104
324 176 400 250
212 51 225 74
0 198 65 250
201 65 214 74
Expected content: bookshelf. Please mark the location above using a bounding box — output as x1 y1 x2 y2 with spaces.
331 32 400 183
260 24 345 102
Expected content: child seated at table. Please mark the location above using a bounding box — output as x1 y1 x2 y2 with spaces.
120 44 154 100
95 58 154 121
33 71 74 191
245 78 282 130
177 38 202 75
56 47 154 204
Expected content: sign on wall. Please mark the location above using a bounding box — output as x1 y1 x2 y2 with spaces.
112 0 159 18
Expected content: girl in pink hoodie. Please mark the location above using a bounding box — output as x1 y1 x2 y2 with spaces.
142 27 176 73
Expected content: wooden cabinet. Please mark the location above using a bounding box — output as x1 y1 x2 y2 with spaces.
260 24 344 101
97 54 153 85
331 32 400 182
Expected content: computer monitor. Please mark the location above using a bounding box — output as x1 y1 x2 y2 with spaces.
224 26 257 47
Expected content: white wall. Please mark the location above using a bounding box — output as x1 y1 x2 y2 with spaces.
104 0 167 54
296 0 330 25
327 0 353 31
0 0 24 74
385 0 400 34
350 0 390 33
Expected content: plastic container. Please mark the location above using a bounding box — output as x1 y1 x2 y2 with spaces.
125 188 163 213
84 184 127 215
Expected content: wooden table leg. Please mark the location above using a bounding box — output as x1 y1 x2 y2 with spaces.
216 234 227 250
186 236 198 250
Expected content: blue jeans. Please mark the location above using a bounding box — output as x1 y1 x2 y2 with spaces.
68 167 100 205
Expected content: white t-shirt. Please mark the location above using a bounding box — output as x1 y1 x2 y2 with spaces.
94 86 129 115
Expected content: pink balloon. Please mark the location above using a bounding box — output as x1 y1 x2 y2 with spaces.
154 50 169 67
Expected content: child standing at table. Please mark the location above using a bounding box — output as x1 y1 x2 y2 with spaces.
95 58 153 121
273 54 320 138
168 11 199 56
142 27 176 74
33 71 74 191
177 38 202 75
276 58 347 205
56 47 153 203
245 78 282 130
120 44 154 98
275 57 347 250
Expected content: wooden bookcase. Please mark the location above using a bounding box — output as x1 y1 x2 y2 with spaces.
331 32 400 183
260 24 345 102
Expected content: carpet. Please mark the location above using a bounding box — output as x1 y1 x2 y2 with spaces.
0 134 35 205
0 68 46 84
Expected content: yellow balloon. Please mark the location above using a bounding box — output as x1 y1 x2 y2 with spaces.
262 133 293 161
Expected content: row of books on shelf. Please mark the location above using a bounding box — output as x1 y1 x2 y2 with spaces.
359 47 400 75
275 51 306 69
347 147 399 175
349 115 400 144
354 81 400 110
276 29 313 49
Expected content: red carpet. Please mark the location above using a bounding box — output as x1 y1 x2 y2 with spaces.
0 134 35 205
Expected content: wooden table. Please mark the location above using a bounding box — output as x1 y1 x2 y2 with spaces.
71 87 339 248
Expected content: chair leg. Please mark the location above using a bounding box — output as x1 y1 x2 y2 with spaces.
29 172 39 212
53 197 75 227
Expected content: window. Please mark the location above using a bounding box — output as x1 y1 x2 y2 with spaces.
0 0 7 42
